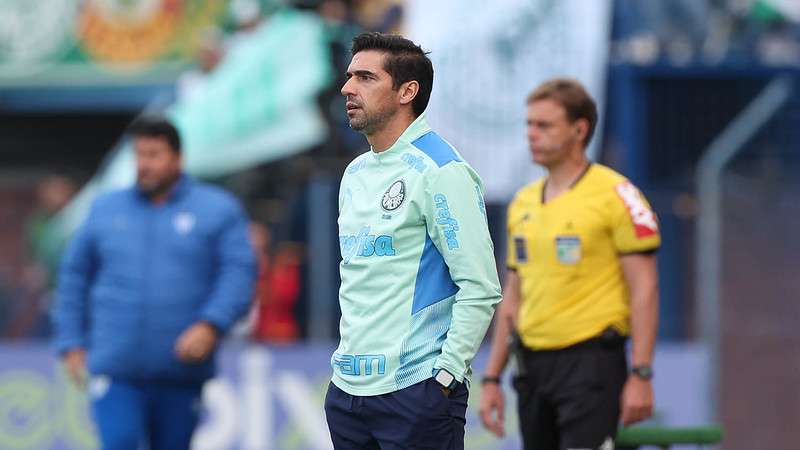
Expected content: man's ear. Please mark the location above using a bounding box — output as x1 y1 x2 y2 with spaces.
398 80 419 106
574 119 589 143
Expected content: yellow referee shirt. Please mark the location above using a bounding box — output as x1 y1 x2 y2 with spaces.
506 164 660 350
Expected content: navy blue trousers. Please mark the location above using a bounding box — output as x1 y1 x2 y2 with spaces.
89 377 203 450
324 378 468 450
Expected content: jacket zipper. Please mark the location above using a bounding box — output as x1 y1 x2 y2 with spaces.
141 203 155 377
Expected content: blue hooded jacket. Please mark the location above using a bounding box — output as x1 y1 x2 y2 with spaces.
52 175 257 383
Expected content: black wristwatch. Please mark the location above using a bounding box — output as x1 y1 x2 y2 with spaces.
434 369 458 392
631 365 654 381
481 376 501 385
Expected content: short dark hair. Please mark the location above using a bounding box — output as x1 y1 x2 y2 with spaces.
351 32 434 117
527 78 598 148
128 116 181 153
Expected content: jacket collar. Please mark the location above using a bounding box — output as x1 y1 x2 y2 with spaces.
370 112 432 157
135 173 191 204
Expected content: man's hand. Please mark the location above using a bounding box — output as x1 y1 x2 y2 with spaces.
479 382 506 437
620 375 654 426
63 348 87 388
175 321 219 363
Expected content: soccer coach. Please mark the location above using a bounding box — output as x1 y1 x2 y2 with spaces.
324 32 502 450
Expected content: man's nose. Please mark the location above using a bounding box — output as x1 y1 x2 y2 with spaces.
341 78 355 97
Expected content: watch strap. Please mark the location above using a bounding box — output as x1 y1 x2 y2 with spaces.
481 376 501 385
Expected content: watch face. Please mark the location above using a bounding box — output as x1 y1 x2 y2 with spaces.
632 366 653 380
435 369 455 387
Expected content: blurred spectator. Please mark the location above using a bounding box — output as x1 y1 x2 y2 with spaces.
317 0 367 155
249 222 301 343
176 28 224 102
743 0 800 66
0 268 16 337
225 0 269 55
319 0 363 68
3 175 78 338
353 0 403 33
230 0 266 33
613 0 711 65
177 0 271 103
24 174 77 286
613 0 800 66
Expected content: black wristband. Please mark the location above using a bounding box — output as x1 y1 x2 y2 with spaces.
481 376 501 385
631 365 653 381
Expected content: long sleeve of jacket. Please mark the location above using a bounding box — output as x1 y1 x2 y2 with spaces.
52 208 97 354
199 201 258 333
424 163 501 382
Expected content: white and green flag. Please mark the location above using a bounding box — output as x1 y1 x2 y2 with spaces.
407 0 612 202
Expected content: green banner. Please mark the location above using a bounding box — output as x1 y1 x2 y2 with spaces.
51 7 332 242
0 0 229 85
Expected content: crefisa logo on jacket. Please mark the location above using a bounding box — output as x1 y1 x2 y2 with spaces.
340 226 395 264
381 180 405 211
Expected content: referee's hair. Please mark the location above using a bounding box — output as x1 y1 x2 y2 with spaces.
527 78 598 148
127 116 182 154
351 32 433 118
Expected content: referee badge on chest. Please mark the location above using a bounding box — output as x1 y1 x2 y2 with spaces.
555 235 581 265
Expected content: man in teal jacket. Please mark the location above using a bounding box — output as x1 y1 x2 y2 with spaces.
52 117 256 450
324 32 502 450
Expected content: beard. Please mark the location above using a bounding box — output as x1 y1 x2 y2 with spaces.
349 102 398 135
137 172 180 199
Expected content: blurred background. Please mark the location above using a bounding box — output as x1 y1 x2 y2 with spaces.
0 0 798 449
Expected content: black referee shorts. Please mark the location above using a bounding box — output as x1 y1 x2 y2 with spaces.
513 330 628 450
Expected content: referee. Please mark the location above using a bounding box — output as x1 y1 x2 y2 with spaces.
479 78 660 450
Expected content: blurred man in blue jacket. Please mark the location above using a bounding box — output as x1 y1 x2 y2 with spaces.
52 116 257 450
